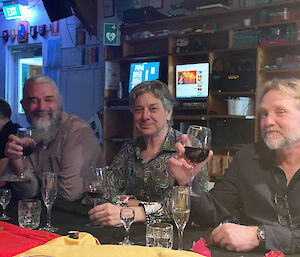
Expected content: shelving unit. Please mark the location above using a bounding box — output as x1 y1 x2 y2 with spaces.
103 0 300 165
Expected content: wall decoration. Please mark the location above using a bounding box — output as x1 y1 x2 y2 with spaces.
17 21 29 43
103 0 114 18
76 27 86 45
38 24 46 37
50 21 60 36
81 46 99 65
103 23 120 46
30 26 37 39
10 28 16 41
3 30 9 42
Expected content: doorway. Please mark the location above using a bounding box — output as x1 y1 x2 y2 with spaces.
6 43 43 127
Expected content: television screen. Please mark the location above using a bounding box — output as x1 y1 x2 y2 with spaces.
128 61 160 92
176 63 209 98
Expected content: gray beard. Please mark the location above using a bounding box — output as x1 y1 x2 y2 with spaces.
31 111 62 146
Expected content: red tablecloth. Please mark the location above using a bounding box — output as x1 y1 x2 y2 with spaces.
0 221 60 257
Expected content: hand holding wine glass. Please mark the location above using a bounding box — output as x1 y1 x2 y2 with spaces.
40 172 58 232
185 125 211 194
17 128 36 157
0 189 11 221
171 186 190 250
119 207 135 245
15 128 36 180
85 166 107 227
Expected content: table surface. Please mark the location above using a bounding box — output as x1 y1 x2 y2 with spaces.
4 198 299 257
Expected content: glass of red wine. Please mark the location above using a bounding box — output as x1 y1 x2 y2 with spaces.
16 128 35 180
85 166 107 227
186 125 211 196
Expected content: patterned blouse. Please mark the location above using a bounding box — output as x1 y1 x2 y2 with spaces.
105 126 208 223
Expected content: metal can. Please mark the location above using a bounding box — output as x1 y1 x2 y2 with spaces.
68 231 79 239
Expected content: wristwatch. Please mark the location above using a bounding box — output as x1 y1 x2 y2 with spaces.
257 225 266 245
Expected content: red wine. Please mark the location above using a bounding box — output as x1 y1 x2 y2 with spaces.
86 191 105 198
23 146 34 156
184 147 209 163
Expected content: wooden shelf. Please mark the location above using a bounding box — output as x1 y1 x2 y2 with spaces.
210 91 255 96
173 115 207 120
212 145 247 151
260 41 300 49
260 68 300 74
104 0 300 164
208 115 255 119
122 0 300 31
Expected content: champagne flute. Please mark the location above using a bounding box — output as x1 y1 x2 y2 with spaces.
85 166 107 227
0 189 11 221
119 207 135 245
171 186 190 250
40 172 58 232
16 128 35 180
186 125 211 196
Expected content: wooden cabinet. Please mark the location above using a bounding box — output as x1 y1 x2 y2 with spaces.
103 0 300 165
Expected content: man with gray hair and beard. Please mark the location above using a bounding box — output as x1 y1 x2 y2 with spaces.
5 75 104 201
169 78 300 254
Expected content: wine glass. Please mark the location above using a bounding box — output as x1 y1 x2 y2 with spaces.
119 207 135 245
40 172 58 232
0 189 11 221
16 128 35 180
171 186 190 250
85 166 107 227
186 125 211 196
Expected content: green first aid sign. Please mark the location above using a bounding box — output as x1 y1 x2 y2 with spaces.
103 23 120 46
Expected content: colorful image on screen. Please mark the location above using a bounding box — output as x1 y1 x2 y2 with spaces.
176 63 209 98
129 62 160 92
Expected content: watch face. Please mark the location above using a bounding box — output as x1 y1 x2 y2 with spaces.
257 226 266 241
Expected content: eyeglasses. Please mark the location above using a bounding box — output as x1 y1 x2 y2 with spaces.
274 193 292 226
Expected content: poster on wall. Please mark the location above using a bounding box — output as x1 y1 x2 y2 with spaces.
17 21 29 43
45 39 61 86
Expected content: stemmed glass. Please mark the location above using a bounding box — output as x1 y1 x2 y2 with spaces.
186 125 211 196
85 166 107 227
0 189 11 221
119 207 135 245
16 128 35 180
171 186 190 250
40 172 58 232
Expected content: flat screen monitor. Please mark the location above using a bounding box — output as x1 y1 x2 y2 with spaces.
176 63 209 99
128 61 160 92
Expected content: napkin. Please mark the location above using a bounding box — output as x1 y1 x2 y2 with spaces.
0 221 60 257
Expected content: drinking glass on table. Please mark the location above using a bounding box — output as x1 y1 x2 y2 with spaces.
186 125 211 196
18 199 41 229
119 207 135 245
40 172 58 232
171 186 190 250
0 188 11 221
85 166 107 227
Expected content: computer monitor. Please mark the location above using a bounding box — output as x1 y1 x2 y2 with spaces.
176 62 209 99
128 61 160 92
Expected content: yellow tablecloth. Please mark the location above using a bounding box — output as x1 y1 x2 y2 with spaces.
15 232 202 257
